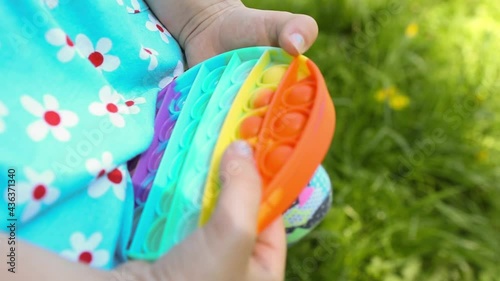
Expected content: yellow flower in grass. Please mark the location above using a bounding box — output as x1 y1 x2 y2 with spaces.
375 86 397 102
374 86 410 110
389 94 410 110
476 150 489 163
405 23 419 38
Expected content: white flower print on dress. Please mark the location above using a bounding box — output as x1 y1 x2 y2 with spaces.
17 168 60 222
116 0 124 5
146 13 172 43
87 165 127 201
43 0 58 9
61 232 110 268
45 28 77 62
86 152 126 201
126 0 141 13
75 34 120 72
0 101 8 134
85 151 115 178
88 86 128 128
158 60 184 88
21 94 79 142
123 97 146 114
139 46 158 71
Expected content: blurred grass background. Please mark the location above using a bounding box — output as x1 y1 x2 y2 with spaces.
243 0 500 280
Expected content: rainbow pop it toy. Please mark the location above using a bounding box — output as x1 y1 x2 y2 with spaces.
128 47 335 260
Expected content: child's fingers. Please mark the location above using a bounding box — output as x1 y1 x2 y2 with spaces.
250 217 287 280
203 140 263 256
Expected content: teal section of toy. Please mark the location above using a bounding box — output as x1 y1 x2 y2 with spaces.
162 56 258 248
128 65 201 260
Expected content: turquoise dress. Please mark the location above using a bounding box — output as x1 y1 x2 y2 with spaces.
0 0 332 270
0 0 184 269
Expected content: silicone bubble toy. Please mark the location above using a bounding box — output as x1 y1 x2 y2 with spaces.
129 47 335 260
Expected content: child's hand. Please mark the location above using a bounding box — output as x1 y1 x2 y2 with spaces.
146 0 319 67
119 140 286 281
3 141 285 281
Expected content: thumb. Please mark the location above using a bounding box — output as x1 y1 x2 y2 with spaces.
220 7 319 55
203 140 263 256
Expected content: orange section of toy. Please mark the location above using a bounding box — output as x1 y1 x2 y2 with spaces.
246 57 335 231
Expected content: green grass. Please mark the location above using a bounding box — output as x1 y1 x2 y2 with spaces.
243 0 500 280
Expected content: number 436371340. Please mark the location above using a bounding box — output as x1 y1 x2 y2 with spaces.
7 168 16 217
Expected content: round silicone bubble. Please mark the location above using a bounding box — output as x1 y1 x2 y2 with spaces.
238 112 265 141
180 120 200 149
175 209 200 245
258 64 289 86
269 109 310 141
207 110 229 139
281 81 317 107
158 116 177 142
169 92 188 116
190 93 211 120
259 141 296 178
202 66 226 93
248 87 275 110
213 84 238 112
231 59 259 83
157 187 175 215
168 150 188 179
145 215 168 254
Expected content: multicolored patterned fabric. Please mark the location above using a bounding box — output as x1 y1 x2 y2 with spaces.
284 165 333 244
